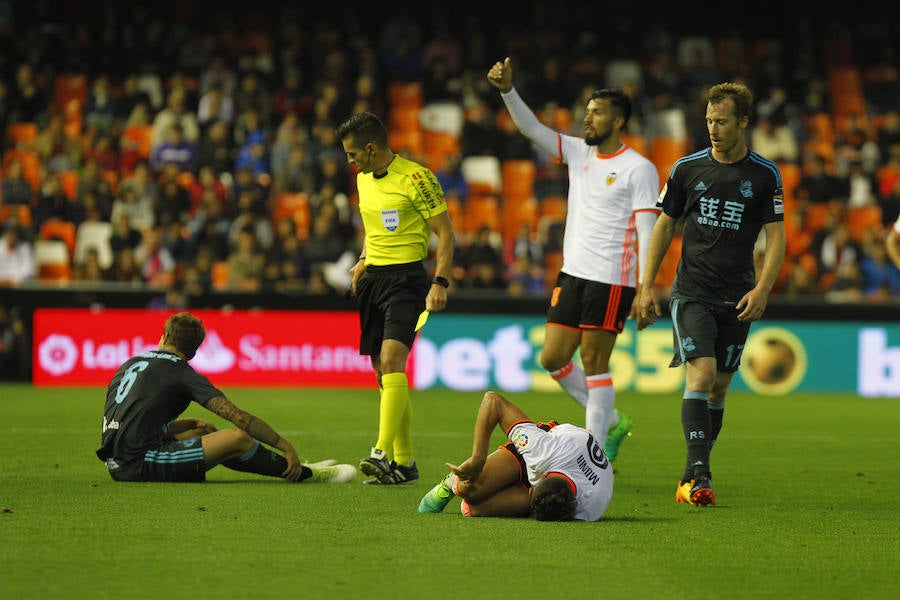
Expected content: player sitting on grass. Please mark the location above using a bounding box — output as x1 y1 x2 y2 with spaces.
96 312 356 483
417 391 613 521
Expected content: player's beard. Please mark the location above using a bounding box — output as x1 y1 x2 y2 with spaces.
584 129 611 147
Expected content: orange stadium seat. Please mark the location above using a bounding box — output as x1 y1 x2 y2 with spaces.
211 261 231 290
388 127 424 156
388 105 421 132
539 195 568 223
501 159 536 202
58 170 79 201
650 137 688 188
422 130 460 172
388 82 424 109
544 250 564 289
621 133 648 157
0 204 33 228
52 74 88 114
845 205 882 242
272 192 311 238
464 194 501 235
34 239 72 283
39 219 77 257
122 124 154 159
803 202 835 233
804 113 834 143
4 149 42 191
502 195 539 240
6 122 38 147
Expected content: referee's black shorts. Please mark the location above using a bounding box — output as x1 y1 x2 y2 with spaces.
356 261 428 356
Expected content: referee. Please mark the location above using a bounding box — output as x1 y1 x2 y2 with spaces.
336 112 456 485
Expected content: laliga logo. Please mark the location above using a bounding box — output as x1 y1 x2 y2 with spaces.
191 330 236 373
38 334 79 376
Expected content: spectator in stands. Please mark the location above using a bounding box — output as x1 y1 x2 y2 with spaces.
72 246 111 282
234 130 271 178
875 111 900 160
845 160 879 209
84 130 119 172
187 164 229 216
227 190 273 252
460 98 501 158
796 153 847 209
858 230 900 299
135 227 176 284
233 72 273 128
750 115 799 163
83 74 117 132
10 63 46 124
109 213 143 256
116 74 153 126
303 212 347 270
195 119 234 175
197 83 235 131
150 123 196 175
781 261 818 298
33 172 72 228
0 304 31 381
34 113 78 173
151 87 200 150
231 166 268 215
0 223 34 286
187 189 232 261
226 225 266 291
110 247 144 285
76 158 114 208
154 168 191 227
273 142 318 195
2 159 34 205
434 153 468 203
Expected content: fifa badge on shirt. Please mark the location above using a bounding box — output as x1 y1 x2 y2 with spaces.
381 209 399 231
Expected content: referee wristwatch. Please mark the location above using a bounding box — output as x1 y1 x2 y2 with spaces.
431 276 450 288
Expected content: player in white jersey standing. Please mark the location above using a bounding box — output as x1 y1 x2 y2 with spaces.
417 390 613 521
486 57 660 461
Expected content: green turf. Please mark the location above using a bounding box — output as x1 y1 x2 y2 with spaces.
1 384 897 599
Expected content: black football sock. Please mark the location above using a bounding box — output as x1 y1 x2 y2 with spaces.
682 391 711 480
223 441 309 479
708 400 725 450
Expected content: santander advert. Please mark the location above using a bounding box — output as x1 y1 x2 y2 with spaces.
33 309 376 387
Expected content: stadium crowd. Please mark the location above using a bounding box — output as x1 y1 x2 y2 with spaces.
0 2 898 315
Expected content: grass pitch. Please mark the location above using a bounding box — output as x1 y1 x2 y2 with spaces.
1 384 897 599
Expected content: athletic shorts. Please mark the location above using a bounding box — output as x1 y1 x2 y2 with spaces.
356 261 428 356
106 437 206 482
668 297 752 373
546 272 635 333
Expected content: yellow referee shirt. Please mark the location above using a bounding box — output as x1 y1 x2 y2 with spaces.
357 155 447 266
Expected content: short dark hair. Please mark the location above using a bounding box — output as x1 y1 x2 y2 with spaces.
164 312 206 360
334 112 388 147
708 82 754 120
531 475 576 521
590 88 632 127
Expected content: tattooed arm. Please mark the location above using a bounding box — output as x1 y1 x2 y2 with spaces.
204 395 301 474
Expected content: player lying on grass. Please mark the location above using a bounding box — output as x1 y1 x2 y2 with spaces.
96 312 356 483
418 391 613 521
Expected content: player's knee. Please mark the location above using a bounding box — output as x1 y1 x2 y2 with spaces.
225 428 254 452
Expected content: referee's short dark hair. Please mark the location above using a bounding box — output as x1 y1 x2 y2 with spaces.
590 88 633 127
164 312 206 360
335 112 388 148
